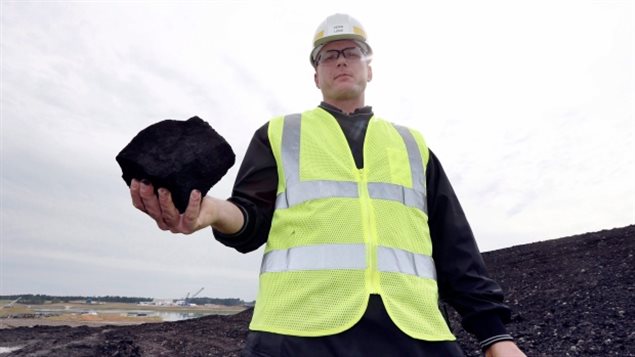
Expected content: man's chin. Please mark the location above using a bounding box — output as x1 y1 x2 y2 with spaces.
330 86 364 99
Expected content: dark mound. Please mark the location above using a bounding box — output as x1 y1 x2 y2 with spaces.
116 116 235 213
451 225 634 356
1 225 633 356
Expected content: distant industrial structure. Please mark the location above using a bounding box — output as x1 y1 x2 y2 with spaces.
176 287 204 306
2 297 21 308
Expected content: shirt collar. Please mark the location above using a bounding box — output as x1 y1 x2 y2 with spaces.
319 102 373 116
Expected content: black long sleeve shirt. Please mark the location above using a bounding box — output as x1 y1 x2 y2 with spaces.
214 103 513 353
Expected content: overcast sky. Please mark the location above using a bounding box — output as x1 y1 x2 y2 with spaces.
1 1 633 301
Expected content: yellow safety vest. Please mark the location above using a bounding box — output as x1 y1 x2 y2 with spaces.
249 107 455 341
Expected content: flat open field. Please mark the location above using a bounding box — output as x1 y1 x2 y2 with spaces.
0 301 247 329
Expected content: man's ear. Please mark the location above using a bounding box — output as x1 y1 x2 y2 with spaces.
367 64 373 82
314 72 321 88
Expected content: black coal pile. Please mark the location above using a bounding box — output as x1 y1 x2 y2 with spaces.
116 116 235 213
1 225 633 356
450 225 634 356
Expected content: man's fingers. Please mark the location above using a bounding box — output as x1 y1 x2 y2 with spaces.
133 180 170 230
156 220 170 231
131 180 202 234
139 181 163 220
130 179 146 212
158 188 180 228
182 190 202 233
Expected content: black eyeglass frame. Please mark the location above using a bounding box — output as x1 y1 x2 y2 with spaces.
315 46 367 66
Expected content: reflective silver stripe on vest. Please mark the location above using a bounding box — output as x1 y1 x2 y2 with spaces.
377 246 437 280
276 180 358 209
367 182 425 212
392 124 427 214
276 114 427 213
261 244 436 280
261 244 366 273
280 113 302 187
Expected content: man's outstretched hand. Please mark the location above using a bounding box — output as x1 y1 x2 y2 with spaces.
129 179 244 235
130 179 208 234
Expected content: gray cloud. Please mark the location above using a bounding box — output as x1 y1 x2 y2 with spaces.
1 1 633 299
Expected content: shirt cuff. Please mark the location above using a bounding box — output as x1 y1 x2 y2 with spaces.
466 311 514 351
479 334 515 351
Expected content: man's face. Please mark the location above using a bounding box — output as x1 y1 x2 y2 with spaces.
314 40 373 102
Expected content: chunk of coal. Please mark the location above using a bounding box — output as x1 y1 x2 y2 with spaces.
116 116 235 213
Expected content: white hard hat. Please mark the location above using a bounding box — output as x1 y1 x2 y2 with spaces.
310 13 373 66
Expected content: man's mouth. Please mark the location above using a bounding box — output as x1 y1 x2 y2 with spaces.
335 73 352 80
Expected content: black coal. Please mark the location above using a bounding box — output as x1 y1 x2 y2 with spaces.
116 116 235 213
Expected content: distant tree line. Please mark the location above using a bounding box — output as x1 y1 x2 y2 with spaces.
187 297 246 306
1 294 251 306
0 294 152 305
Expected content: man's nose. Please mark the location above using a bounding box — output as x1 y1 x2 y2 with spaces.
336 56 348 67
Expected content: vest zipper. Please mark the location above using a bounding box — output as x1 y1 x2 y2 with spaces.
358 168 379 294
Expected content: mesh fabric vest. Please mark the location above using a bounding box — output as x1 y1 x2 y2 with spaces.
249 107 455 341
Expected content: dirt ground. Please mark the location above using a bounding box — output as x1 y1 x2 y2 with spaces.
1 225 633 356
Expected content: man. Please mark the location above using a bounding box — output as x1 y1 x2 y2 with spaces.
130 13 526 357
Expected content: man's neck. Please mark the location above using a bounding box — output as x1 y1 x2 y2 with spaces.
322 98 365 115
